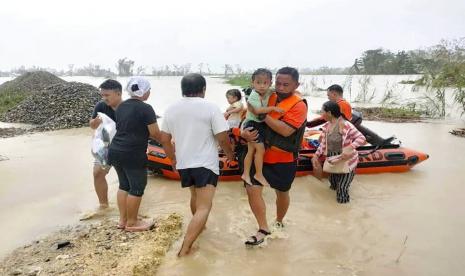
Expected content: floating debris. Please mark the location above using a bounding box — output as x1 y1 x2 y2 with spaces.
450 128 465 137
0 127 28 138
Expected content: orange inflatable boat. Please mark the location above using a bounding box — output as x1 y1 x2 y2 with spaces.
146 131 429 181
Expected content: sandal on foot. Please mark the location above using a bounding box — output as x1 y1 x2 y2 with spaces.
253 175 270 187
245 229 271 246
241 174 252 185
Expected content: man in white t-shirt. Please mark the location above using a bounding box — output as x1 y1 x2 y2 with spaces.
160 73 235 257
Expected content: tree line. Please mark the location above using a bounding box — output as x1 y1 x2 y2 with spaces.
1 38 463 84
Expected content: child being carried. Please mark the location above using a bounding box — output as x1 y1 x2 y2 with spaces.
224 89 244 129
241 68 283 186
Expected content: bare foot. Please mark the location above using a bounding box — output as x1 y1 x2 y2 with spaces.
79 205 111 221
125 220 155 232
99 203 109 210
79 211 97 221
138 213 149 219
187 244 199 255
178 243 199 257
117 220 126 229
241 173 252 185
254 174 270 187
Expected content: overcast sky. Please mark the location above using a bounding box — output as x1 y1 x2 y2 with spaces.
1 0 464 72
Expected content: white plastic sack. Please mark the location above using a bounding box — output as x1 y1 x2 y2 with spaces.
91 112 116 169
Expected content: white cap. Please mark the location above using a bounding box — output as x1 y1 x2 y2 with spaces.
126 77 151 97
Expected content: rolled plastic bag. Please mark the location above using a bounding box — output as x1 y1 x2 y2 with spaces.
91 112 116 169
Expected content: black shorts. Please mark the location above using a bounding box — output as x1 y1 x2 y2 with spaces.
109 149 148 197
243 120 266 143
245 161 297 192
113 165 147 197
178 167 219 188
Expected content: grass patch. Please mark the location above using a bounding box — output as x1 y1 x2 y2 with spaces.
0 89 27 117
225 74 251 89
356 107 423 122
399 80 416 84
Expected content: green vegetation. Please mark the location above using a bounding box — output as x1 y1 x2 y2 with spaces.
358 49 418 74
380 82 401 106
225 74 251 89
355 38 465 82
0 89 27 116
454 88 465 116
414 39 465 117
0 71 66 117
300 67 350 75
357 107 423 122
399 79 423 85
369 38 465 118
354 75 375 103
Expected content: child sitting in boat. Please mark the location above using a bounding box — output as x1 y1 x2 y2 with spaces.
224 89 244 129
241 68 283 186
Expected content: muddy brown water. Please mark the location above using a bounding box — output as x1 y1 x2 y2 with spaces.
0 120 464 275
1 76 464 275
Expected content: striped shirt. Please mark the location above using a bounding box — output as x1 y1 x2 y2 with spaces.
315 118 366 171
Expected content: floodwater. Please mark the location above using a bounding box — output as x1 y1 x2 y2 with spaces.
1 76 464 275
154 120 465 276
0 74 462 119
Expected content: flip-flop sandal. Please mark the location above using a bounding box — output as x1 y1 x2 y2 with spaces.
125 221 156 232
116 223 126 229
253 176 270 187
245 229 271 246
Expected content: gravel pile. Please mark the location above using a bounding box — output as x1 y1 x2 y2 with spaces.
0 71 66 95
3 82 100 131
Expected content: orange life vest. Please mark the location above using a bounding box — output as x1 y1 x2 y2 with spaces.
267 93 304 119
264 93 307 154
